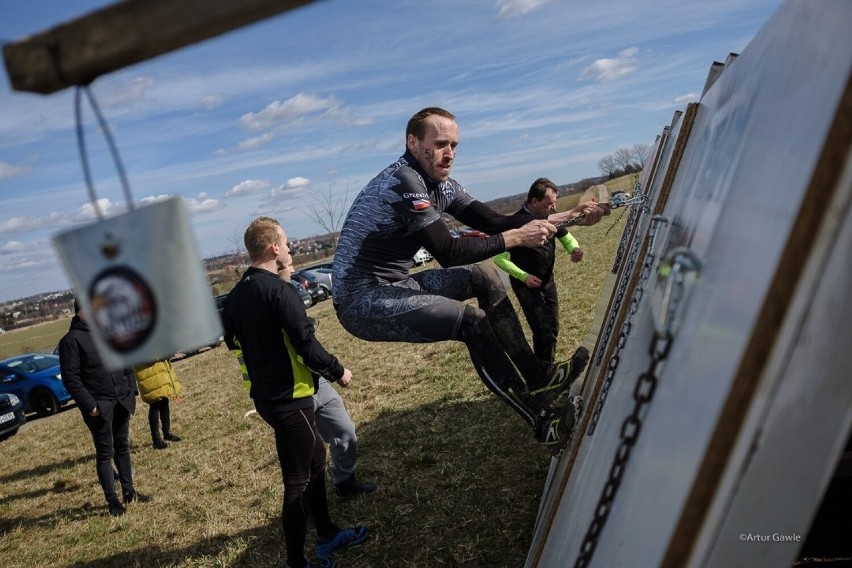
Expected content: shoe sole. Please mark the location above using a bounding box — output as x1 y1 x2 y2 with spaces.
566 347 589 385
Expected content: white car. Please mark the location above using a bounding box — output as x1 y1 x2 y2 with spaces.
412 247 433 266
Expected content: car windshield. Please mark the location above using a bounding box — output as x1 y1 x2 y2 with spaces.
5 354 60 373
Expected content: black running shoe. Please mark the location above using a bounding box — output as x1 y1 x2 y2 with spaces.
532 346 589 396
529 347 589 411
534 395 583 456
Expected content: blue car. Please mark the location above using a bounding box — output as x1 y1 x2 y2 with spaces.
0 353 73 417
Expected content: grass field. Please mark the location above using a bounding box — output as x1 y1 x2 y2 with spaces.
0 183 629 567
0 319 71 359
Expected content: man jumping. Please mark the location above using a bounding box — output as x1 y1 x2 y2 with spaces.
332 107 608 454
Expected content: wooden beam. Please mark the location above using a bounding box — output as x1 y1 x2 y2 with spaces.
2 0 317 94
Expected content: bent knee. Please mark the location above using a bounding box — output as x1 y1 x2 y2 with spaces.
470 263 502 287
458 304 488 339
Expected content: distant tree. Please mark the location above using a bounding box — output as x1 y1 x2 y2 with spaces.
613 148 633 172
598 155 617 178
225 232 247 265
631 143 650 169
302 178 350 250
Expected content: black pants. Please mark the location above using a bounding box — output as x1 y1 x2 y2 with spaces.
510 277 560 365
148 397 171 441
254 401 338 567
82 401 134 503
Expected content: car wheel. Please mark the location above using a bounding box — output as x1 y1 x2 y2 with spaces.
30 389 59 417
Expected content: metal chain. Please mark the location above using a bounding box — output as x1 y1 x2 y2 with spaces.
575 251 698 567
594 214 641 368
587 215 666 435
610 180 646 273
593 184 649 369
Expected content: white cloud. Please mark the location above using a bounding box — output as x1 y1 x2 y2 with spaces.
197 94 225 110
183 195 221 214
0 216 32 235
0 212 71 236
284 177 311 189
581 47 641 82
0 240 39 255
267 178 313 202
71 198 127 222
137 194 221 215
239 93 344 132
225 179 270 198
673 93 700 105
496 0 556 19
101 77 156 108
238 132 275 150
0 160 31 180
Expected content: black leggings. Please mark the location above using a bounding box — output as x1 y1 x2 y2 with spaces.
336 264 548 428
254 401 338 567
148 398 171 439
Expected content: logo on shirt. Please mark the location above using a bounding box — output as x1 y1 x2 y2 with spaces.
411 198 431 211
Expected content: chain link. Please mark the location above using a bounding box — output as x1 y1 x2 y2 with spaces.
610 180 645 274
588 215 668 434
575 252 697 568
593 185 650 369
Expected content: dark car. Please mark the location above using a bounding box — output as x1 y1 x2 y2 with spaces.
288 281 314 308
294 268 333 296
290 276 328 305
214 293 228 321
0 353 73 417
0 393 26 440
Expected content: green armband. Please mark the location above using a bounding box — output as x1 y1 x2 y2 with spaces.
493 251 528 281
558 232 580 253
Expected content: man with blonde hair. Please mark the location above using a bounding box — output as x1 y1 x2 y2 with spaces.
223 217 368 568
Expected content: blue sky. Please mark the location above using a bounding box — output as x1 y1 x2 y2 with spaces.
0 0 784 303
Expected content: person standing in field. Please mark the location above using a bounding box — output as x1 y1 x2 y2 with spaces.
134 357 183 450
58 298 151 517
222 217 368 568
493 177 589 372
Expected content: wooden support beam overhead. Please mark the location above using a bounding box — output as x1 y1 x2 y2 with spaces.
3 0 317 95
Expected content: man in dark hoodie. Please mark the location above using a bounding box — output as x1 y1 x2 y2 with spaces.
58 298 150 517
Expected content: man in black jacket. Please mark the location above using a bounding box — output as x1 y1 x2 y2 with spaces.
494 177 588 368
58 298 150 517
223 217 368 568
